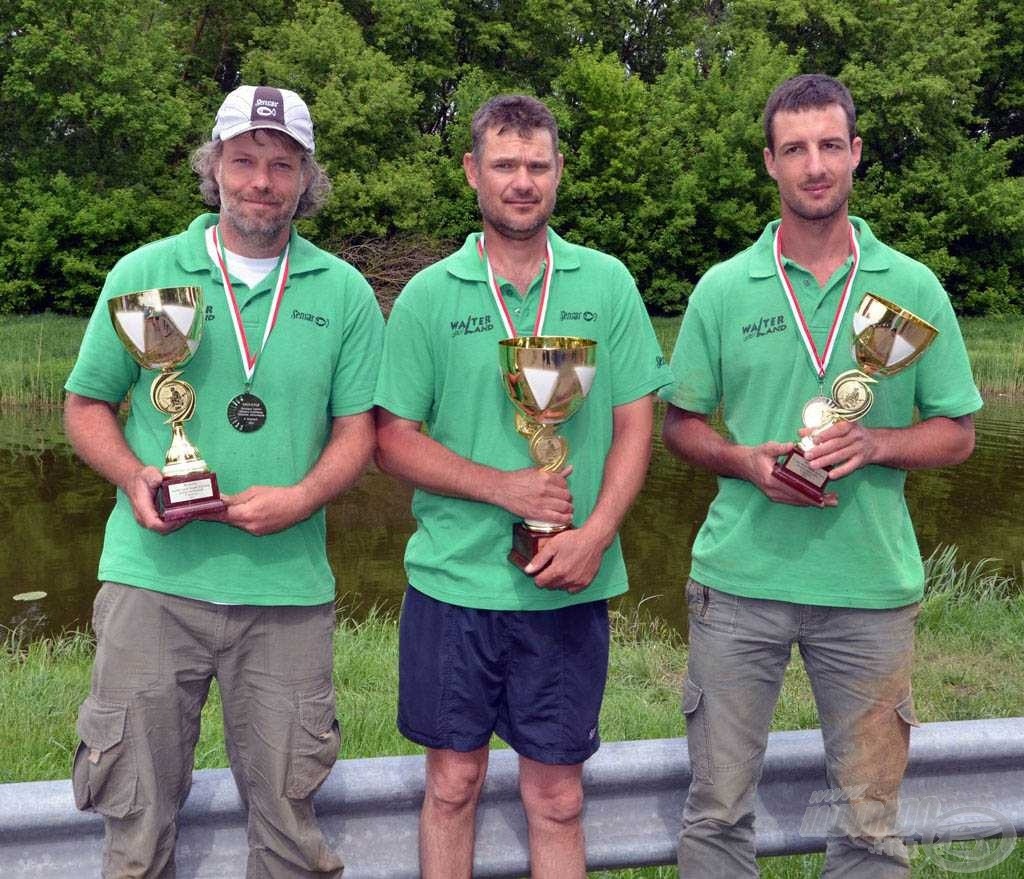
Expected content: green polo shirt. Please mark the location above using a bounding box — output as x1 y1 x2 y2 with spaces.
66 213 384 605
660 217 982 608
375 229 671 611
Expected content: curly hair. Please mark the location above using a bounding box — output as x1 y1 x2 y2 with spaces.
190 130 331 219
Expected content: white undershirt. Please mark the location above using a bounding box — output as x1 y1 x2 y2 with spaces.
222 248 280 289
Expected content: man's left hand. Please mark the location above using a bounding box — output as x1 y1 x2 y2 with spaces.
201 485 313 536
801 420 877 480
524 527 607 593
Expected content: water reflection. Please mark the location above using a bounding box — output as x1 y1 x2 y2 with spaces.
1 401 1021 640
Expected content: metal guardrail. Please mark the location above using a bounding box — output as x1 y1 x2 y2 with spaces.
1 718 1022 877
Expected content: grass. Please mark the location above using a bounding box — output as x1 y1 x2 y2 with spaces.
3 556 1022 876
0 314 88 407
1 312 1022 409
959 315 1024 398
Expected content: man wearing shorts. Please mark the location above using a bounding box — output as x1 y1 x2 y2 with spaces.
374 94 669 878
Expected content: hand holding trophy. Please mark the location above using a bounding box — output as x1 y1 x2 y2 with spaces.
772 293 938 504
499 336 597 569
108 287 227 522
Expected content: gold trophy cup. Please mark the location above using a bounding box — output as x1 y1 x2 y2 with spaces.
772 293 939 503
499 336 597 569
108 287 226 521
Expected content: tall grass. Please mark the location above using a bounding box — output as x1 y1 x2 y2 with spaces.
0 314 87 407
960 315 1024 398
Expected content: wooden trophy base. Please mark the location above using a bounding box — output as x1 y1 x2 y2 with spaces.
158 471 226 522
509 522 569 571
772 447 830 504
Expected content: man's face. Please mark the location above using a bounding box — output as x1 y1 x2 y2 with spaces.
764 104 862 224
463 126 564 241
214 130 307 251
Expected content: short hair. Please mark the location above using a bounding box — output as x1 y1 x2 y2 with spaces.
190 130 331 219
470 94 559 161
763 74 857 154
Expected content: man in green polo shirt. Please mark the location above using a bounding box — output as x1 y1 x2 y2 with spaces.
375 94 669 878
662 74 981 877
64 85 382 877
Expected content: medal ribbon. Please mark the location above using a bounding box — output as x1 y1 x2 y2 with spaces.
477 233 553 338
206 225 290 384
773 222 859 381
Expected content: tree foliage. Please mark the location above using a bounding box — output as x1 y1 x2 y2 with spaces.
0 0 1020 315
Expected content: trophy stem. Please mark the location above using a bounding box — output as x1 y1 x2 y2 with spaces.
163 422 210 478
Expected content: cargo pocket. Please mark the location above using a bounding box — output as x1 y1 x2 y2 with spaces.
72 696 140 818
682 678 712 784
285 689 341 800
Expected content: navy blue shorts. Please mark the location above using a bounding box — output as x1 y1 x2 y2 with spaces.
397 585 610 765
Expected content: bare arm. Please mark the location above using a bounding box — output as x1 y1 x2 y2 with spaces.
213 411 376 536
374 407 574 526
802 414 975 478
528 394 655 591
64 391 175 533
661 404 831 507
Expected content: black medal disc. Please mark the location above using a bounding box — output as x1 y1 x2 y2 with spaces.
227 392 267 432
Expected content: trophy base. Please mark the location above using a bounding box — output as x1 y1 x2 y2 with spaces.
772 448 830 505
509 522 570 571
158 471 226 522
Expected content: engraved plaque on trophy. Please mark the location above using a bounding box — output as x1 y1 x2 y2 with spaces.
108 287 227 521
499 336 597 570
772 293 939 504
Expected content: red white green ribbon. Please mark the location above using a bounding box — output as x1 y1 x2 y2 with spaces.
773 222 859 382
206 224 290 384
477 233 552 338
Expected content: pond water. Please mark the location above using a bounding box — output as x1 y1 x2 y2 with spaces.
1 400 1021 639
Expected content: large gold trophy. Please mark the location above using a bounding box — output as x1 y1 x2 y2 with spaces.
772 293 938 503
108 287 226 521
499 336 597 569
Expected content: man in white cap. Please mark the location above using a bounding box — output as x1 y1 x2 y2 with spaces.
64 85 382 877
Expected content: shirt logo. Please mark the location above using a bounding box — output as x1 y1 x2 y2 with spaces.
292 309 330 328
451 314 494 337
742 314 788 341
204 305 216 322
560 309 598 322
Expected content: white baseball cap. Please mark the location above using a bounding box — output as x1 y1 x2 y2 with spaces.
212 85 315 153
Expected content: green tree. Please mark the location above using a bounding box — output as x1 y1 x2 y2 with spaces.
0 0 199 313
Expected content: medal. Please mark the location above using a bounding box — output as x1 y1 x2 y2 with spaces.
206 225 289 433
226 392 267 432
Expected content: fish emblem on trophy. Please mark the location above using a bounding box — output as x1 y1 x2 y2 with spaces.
772 293 939 503
108 287 226 521
499 336 597 569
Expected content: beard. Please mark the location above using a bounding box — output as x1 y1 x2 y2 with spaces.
217 188 301 253
477 192 555 241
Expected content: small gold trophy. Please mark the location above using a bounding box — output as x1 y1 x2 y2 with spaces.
108 287 226 521
499 336 597 569
772 293 939 503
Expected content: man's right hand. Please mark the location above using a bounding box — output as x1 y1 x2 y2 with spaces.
495 465 574 526
124 465 186 533
743 441 837 508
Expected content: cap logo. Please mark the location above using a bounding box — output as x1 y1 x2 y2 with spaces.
251 87 284 123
